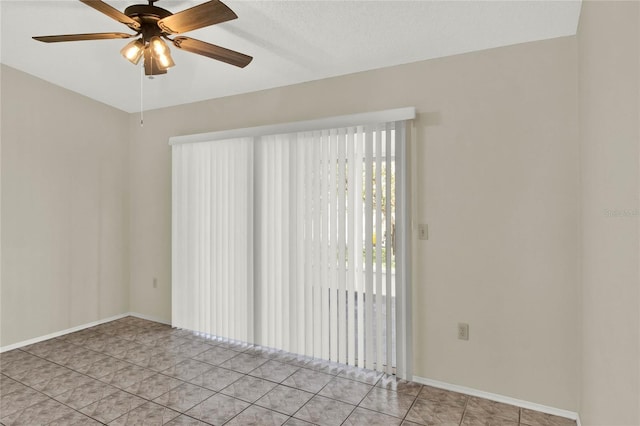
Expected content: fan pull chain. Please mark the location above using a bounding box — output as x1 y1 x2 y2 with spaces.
140 60 144 127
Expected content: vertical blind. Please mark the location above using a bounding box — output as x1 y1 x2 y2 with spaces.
172 112 412 377
172 137 254 343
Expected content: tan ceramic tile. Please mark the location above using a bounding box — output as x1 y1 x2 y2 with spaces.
22 340 76 359
61 349 109 373
520 409 576 426
48 410 102 426
147 335 191 350
285 418 316 426
0 351 36 375
121 344 162 368
0 375 26 397
244 346 284 359
62 329 102 346
285 354 314 368
99 364 156 389
80 389 147 423
269 351 306 365
102 339 140 358
249 359 300 382
84 356 131 379
319 377 373 405
376 374 423 396
162 359 213 381
82 335 122 353
1 397 74 425
344 406 403 426
193 346 238 365
165 414 210 425
1 354 51 378
185 393 250 424
359 387 416 418
225 404 289 426
168 329 201 340
152 382 215 412
169 341 213 358
461 411 519 426
110 326 145 341
109 401 180 425
405 398 464 425
147 352 188 372
188 365 244 391
306 359 345 376
221 375 277 403
255 384 314 415
54 379 119 410
465 397 519 422
133 329 173 346
220 353 268 374
124 373 184 400
216 340 253 351
339 366 384 385
0 386 49 418
6 360 70 386
46 345 93 365
282 368 334 393
417 386 468 408
294 395 355 426
32 370 96 397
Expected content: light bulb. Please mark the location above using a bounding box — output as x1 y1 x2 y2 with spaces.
144 47 167 76
148 36 175 70
150 36 168 56
120 39 144 65
157 52 175 69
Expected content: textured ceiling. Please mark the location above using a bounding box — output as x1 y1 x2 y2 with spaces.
0 1 582 113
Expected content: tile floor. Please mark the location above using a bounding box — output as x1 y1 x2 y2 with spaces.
0 316 576 425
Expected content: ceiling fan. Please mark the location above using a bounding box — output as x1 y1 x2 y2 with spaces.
33 0 253 76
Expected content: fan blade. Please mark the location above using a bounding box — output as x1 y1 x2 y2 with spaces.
158 0 237 34
173 37 252 68
79 0 141 31
33 32 135 43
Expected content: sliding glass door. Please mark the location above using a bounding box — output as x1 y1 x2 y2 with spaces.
172 113 411 377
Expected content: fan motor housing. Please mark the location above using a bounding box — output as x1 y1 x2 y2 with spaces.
124 5 172 40
124 5 172 22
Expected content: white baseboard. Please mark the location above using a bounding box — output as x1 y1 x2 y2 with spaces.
0 311 173 353
128 312 171 326
412 375 579 421
0 312 130 353
576 414 582 426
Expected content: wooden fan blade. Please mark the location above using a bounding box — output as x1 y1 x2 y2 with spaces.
158 0 237 35
79 0 141 31
33 32 135 43
173 37 252 68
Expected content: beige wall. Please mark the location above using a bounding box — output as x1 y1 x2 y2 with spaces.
578 2 640 425
0 65 130 347
129 37 581 411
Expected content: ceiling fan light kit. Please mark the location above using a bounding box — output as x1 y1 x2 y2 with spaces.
120 38 144 64
33 0 253 76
